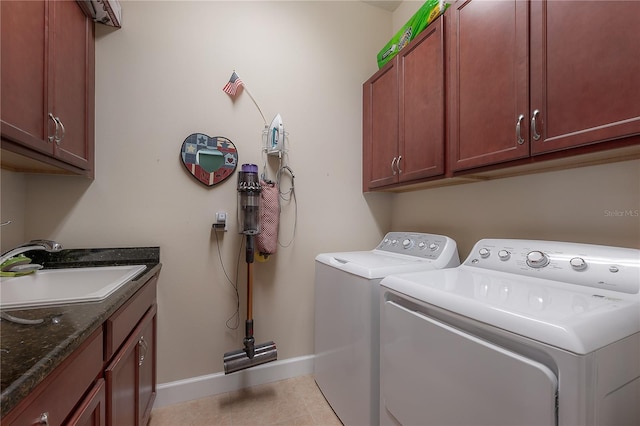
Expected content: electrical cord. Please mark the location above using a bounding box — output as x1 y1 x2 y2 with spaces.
276 162 297 248
214 228 244 330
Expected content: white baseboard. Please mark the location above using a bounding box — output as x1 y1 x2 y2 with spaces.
153 354 315 409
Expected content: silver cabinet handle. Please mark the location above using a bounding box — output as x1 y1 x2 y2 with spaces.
48 113 65 145
47 113 58 143
55 118 65 145
39 412 49 425
531 109 541 141
391 157 397 176
516 114 525 145
138 336 148 366
397 155 402 174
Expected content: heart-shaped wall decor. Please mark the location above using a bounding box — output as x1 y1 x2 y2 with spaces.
180 133 238 187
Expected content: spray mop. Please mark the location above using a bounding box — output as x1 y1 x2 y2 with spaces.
223 164 278 374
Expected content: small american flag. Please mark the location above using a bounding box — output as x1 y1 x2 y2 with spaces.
223 71 243 96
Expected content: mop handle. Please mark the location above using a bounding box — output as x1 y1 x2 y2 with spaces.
245 234 255 322
247 261 253 321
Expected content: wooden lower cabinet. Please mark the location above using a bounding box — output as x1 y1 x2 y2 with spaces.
1 328 104 426
2 274 158 426
106 305 157 426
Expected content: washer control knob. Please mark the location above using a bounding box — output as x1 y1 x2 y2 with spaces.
479 248 491 258
526 251 550 268
428 243 439 251
402 239 413 249
570 257 587 271
391 239 398 245
418 242 427 249
498 250 511 261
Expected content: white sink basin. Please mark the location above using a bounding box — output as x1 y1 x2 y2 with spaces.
0 265 146 309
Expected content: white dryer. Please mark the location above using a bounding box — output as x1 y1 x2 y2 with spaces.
380 239 640 426
314 232 459 426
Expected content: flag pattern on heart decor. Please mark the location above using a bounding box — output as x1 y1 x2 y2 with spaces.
180 133 238 187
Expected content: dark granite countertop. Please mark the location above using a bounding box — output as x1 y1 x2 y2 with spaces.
0 247 161 418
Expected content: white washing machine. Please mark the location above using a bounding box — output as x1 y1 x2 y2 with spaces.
314 232 459 426
380 239 640 426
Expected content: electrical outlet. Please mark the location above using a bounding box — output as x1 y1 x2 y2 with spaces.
212 211 228 232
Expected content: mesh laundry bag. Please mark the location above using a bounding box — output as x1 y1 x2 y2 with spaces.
257 180 279 255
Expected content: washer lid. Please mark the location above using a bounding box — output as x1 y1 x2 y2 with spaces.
381 267 640 354
316 251 445 279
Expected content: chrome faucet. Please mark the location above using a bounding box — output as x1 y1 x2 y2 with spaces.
0 240 63 266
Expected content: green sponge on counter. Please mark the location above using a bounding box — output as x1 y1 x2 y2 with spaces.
0 255 40 277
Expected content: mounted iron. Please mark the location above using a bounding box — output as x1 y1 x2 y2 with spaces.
264 114 285 157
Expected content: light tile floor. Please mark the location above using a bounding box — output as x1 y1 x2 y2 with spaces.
149 375 343 426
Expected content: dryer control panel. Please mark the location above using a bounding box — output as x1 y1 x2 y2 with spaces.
375 232 458 263
465 239 640 295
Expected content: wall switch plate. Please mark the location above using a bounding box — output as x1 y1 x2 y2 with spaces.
212 211 228 232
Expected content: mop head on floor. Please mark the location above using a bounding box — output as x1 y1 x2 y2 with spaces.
223 341 277 374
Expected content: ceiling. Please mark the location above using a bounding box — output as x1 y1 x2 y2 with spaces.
362 1 402 12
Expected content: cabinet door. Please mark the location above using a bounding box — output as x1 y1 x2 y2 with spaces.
448 0 529 171
0 0 51 154
68 379 107 426
398 17 445 182
106 334 137 426
138 314 156 426
50 0 94 170
529 1 640 155
363 61 399 190
106 305 157 426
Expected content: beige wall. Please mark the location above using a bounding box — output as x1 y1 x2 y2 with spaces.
0 170 26 247
2 1 393 384
391 159 640 258
393 0 423 29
